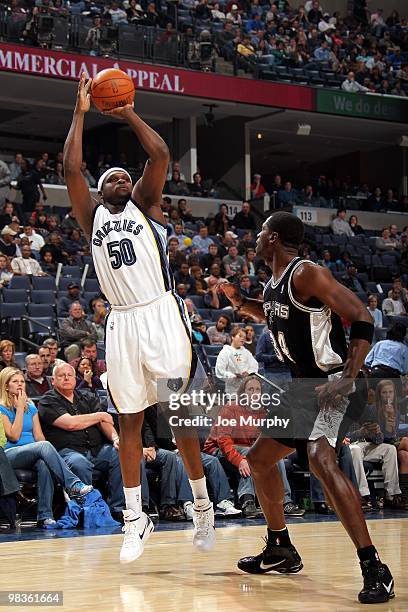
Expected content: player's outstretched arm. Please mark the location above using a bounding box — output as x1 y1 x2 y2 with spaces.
103 105 169 222
63 73 96 239
219 282 265 322
293 264 373 380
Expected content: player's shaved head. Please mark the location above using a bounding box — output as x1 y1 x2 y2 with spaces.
266 212 304 248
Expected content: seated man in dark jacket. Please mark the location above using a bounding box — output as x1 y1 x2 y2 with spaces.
24 354 52 398
37 363 124 521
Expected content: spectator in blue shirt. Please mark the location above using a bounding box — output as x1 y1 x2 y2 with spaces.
314 40 331 62
277 181 297 207
365 323 408 378
319 250 336 272
192 225 214 254
367 294 383 331
0 367 92 528
246 14 265 34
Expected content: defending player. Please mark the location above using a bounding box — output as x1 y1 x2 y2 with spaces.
221 211 394 604
63 74 215 563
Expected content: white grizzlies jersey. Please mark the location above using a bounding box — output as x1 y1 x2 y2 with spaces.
91 200 172 306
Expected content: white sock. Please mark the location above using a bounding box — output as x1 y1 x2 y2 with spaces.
124 486 142 517
189 477 210 507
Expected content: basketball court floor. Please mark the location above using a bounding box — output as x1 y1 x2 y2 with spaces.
0 513 406 611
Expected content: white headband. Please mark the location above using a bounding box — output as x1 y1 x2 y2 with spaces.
97 167 132 194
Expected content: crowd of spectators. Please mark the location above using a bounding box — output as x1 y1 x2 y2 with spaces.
2 1 407 89
261 172 407 212
1 169 408 527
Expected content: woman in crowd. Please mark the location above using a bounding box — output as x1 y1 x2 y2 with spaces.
75 358 103 393
40 248 58 276
214 204 231 236
0 368 93 527
375 379 408 508
0 201 19 231
0 340 18 371
349 214 364 235
0 415 21 529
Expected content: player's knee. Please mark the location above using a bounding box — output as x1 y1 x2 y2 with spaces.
246 448 263 472
307 442 334 478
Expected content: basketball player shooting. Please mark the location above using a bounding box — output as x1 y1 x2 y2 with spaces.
221 212 394 604
63 74 215 563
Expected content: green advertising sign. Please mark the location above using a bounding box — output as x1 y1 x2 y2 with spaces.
316 89 408 123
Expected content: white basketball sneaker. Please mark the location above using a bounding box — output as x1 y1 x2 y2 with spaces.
192 503 216 551
120 509 154 564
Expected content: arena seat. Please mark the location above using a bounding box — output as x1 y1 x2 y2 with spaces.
28 303 55 318
31 290 56 304
203 344 223 356
32 276 56 291
2 289 29 303
62 265 81 278
9 276 31 290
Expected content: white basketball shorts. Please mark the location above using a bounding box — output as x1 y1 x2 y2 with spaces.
105 290 196 414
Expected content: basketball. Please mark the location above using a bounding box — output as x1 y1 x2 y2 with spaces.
91 68 135 112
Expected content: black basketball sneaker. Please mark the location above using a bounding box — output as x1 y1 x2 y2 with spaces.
358 561 395 604
237 538 303 575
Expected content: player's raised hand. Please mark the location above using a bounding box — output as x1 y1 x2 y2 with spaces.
102 104 134 120
76 72 92 114
218 281 243 308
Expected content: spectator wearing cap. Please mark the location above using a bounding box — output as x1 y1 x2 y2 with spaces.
59 302 97 362
11 245 46 276
192 225 214 255
318 12 335 33
331 209 354 237
226 4 241 26
232 201 256 230
0 226 19 258
57 282 87 318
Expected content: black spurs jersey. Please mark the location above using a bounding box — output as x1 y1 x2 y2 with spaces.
263 257 348 378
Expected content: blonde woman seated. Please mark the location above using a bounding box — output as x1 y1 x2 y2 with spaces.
0 368 93 527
